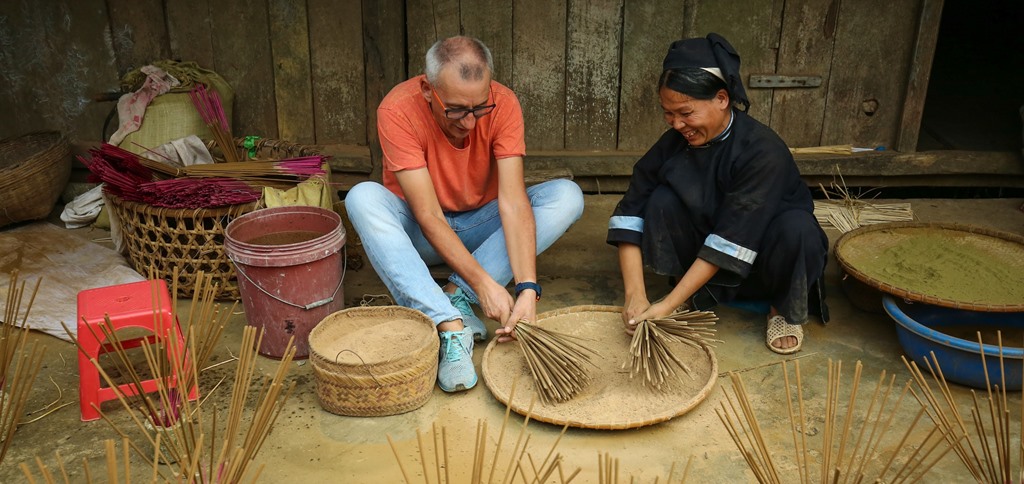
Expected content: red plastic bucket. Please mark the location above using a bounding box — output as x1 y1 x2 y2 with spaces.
224 206 346 359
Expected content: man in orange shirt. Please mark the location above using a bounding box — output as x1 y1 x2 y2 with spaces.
345 36 584 392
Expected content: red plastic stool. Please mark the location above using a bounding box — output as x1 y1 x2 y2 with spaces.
76 280 198 422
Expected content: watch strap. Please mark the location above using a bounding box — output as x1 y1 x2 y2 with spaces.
514 281 542 301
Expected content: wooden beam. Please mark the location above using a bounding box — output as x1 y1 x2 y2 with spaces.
896 0 945 152
361 0 406 181
309 0 366 145
269 0 315 144
513 0 567 151
565 0 623 150
525 149 1024 178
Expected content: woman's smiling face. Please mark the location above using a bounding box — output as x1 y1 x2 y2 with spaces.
659 86 731 147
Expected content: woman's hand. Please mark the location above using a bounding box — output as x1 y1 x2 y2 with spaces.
622 294 651 335
635 300 675 325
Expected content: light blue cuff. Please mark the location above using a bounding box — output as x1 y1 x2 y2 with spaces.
704 234 757 264
608 215 644 233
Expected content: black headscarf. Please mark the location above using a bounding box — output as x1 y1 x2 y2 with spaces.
662 33 750 112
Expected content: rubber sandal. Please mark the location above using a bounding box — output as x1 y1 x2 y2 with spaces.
766 315 803 355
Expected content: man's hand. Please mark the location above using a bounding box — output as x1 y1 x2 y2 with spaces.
495 293 537 342
475 279 515 327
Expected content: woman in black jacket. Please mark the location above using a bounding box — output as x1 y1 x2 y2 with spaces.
607 33 829 354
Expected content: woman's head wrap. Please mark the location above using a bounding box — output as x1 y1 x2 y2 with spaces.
662 33 749 112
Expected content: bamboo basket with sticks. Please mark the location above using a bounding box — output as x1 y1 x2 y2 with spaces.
107 137 324 300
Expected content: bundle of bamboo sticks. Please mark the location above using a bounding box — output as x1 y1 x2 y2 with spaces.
513 322 598 405
0 270 46 465
625 310 720 390
717 359 955 483
902 332 1023 483
813 166 914 233
189 84 238 164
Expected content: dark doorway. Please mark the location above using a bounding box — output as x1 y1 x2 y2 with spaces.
916 1 1024 152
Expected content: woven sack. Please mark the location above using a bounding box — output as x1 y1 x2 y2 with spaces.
0 132 71 228
117 67 233 156
309 306 439 417
108 137 321 300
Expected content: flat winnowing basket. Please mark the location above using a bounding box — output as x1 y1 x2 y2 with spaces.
107 137 322 299
309 306 439 417
0 131 72 228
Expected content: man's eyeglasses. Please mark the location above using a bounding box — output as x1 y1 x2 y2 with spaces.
431 89 496 120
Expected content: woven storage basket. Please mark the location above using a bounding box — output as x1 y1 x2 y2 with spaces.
309 306 439 417
0 132 72 228
108 137 321 299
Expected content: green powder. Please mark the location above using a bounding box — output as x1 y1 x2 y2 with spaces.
843 227 1024 306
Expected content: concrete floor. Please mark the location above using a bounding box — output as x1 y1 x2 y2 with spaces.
3 195 1024 482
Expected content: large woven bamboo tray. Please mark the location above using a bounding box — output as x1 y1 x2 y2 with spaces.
481 305 717 430
835 222 1024 312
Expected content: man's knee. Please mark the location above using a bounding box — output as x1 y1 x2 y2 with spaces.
344 182 388 219
533 179 584 221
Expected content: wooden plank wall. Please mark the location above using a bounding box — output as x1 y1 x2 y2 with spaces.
0 0 932 175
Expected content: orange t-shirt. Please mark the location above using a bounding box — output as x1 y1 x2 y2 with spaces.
378 75 526 212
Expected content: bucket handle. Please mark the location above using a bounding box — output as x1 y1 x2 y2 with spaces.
229 246 347 311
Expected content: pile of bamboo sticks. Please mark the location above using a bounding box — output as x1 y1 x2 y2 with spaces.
20 438 157 484
388 381 580 484
717 359 955 483
0 271 46 465
625 310 720 390
596 452 693 484
902 332 1023 483
513 322 598 405
57 269 295 482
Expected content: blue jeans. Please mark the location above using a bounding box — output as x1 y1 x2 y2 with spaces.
345 179 584 325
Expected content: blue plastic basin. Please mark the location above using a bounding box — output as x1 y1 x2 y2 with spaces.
882 296 1024 390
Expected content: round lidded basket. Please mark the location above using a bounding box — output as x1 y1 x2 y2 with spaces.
309 306 439 417
0 131 72 228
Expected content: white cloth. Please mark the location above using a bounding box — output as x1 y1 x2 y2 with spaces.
150 135 213 167
60 184 105 229
0 222 145 341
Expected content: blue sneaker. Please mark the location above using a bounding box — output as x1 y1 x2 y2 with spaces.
437 329 477 392
446 287 487 341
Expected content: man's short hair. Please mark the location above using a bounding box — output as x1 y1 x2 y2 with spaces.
424 36 494 86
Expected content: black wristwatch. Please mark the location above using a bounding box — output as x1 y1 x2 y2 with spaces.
514 281 542 301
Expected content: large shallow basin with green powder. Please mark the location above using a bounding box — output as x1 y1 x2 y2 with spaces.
836 222 1024 312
